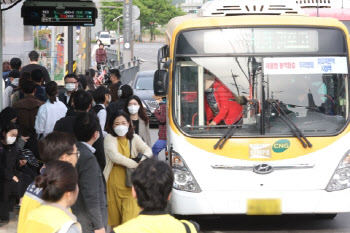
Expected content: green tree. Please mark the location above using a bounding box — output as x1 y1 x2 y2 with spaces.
102 0 184 41
134 0 184 41
101 2 123 31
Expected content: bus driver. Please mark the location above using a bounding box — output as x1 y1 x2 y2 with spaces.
204 69 244 126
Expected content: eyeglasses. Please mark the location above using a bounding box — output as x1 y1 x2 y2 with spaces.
70 151 80 158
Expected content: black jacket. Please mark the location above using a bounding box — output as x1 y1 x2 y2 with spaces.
72 142 107 232
53 111 106 171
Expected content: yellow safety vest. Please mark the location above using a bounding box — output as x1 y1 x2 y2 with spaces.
114 214 198 233
24 204 81 233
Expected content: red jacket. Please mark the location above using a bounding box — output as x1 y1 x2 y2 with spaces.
204 80 243 125
96 48 107 63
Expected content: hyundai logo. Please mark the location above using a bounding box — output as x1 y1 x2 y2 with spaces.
253 164 273 174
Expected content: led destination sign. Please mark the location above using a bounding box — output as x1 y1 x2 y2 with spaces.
22 1 98 26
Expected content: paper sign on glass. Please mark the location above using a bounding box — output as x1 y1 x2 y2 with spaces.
263 57 348 75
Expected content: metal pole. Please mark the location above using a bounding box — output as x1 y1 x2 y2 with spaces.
117 19 120 64
86 27 91 70
0 7 3 111
50 27 56 80
317 0 319 17
37 26 40 50
68 26 74 73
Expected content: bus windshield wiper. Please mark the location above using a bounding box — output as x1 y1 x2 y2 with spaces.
269 100 312 148
214 101 256 150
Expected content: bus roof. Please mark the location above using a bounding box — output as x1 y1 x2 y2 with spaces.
166 15 347 40
303 8 350 21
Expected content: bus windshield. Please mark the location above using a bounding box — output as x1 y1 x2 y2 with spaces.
173 28 349 137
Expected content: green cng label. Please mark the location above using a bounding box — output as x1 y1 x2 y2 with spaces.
273 139 290 153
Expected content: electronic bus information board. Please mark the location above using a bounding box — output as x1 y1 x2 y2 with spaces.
21 1 98 26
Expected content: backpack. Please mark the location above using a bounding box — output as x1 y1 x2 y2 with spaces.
10 83 18 94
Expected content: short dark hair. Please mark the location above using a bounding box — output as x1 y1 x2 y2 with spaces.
38 132 76 163
35 160 78 202
73 90 93 111
64 73 79 82
0 107 17 128
10 58 21 70
22 80 36 94
31 69 44 83
74 112 100 142
118 84 133 100
9 70 20 79
107 110 134 140
99 43 104 47
110 69 121 79
45 81 58 104
93 86 110 104
132 159 174 212
18 71 31 90
28 51 39 62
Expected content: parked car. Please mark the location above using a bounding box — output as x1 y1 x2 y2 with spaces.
131 70 159 127
98 32 111 47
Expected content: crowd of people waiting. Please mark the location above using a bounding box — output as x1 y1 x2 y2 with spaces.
0 51 197 232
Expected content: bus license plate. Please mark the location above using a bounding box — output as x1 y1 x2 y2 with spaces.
247 199 281 215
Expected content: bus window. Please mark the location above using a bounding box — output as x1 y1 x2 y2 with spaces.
173 27 348 137
174 57 261 136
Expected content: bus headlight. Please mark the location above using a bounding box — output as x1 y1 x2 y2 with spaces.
171 151 201 193
326 150 350 192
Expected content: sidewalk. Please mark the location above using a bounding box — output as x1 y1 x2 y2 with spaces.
0 221 17 233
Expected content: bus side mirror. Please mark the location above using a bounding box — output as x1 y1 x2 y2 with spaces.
154 70 169 96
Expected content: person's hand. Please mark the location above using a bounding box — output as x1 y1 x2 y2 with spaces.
155 98 162 103
94 228 106 233
13 176 19 182
209 121 217 126
21 136 29 142
19 160 27 167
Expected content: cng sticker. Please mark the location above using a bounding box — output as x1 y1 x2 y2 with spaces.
273 139 290 153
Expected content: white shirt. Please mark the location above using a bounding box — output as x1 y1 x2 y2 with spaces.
97 104 107 137
35 98 68 137
3 78 19 108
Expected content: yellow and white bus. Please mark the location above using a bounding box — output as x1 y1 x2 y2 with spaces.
154 0 350 218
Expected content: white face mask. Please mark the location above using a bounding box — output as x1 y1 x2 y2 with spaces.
6 136 16 145
128 105 140 115
113 125 129 137
65 83 76 92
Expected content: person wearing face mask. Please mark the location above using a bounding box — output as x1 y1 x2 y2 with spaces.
0 123 21 223
104 111 152 229
124 95 151 147
24 160 82 233
93 86 111 137
72 112 107 233
58 73 80 110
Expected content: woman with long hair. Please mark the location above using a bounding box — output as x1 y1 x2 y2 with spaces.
35 81 68 138
0 123 21 223
124 95 151 146
24 160 82 232
104 110 152 229
85 69 97 91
